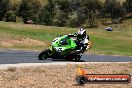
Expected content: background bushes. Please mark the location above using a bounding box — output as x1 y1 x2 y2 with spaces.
5 11 16 22
0 0 131 28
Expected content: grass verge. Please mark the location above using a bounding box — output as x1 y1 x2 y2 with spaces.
0 19 132 56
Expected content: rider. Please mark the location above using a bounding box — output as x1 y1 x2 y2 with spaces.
68 28 90 54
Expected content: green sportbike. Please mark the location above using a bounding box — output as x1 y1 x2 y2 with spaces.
38 35 90 61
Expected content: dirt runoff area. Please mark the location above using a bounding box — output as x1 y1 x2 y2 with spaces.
0 63 132 88
0 38 46 47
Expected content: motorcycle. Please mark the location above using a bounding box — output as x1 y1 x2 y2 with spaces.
38 35 90 61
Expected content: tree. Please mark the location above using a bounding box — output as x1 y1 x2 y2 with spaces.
38 0 55 25
5 11 16 22
54 10 68 26
18 0 42 24
102 0 125 23
18 0 32 23
123 0 132 13
0 0 10 21
8 0 20 14
67 14 78 27
53 0 72 26
70 0 86 27
30 0 42 24
80 0 102 27
56 0 72 13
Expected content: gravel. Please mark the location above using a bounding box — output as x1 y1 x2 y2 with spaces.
0 63 132 88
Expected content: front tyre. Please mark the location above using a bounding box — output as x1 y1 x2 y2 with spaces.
38 49 51 60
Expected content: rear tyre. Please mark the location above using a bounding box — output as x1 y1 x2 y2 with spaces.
38 49 51 60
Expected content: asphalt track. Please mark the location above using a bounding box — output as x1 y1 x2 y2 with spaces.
0 49 132 64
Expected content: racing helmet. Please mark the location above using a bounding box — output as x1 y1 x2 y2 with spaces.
77 28 86 40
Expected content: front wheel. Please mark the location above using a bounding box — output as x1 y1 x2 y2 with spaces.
38 49 51 60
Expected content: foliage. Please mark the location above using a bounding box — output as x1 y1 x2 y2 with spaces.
54 10 68 26
0 0 131 28
5 11 16 22
102 0 125 23
123 0 132 13
18 0 42 24
67 13 78 28
80 0 102 27
0 0 10 20
54 0 71 26
8 0 20 13
56 0 72 13
38 0 55 25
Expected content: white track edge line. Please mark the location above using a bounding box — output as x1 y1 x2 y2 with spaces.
0 62 131 70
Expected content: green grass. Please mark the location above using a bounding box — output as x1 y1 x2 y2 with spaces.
0 19 132 56
0 22 76 41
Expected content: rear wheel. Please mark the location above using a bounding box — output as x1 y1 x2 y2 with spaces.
38 49 51 60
